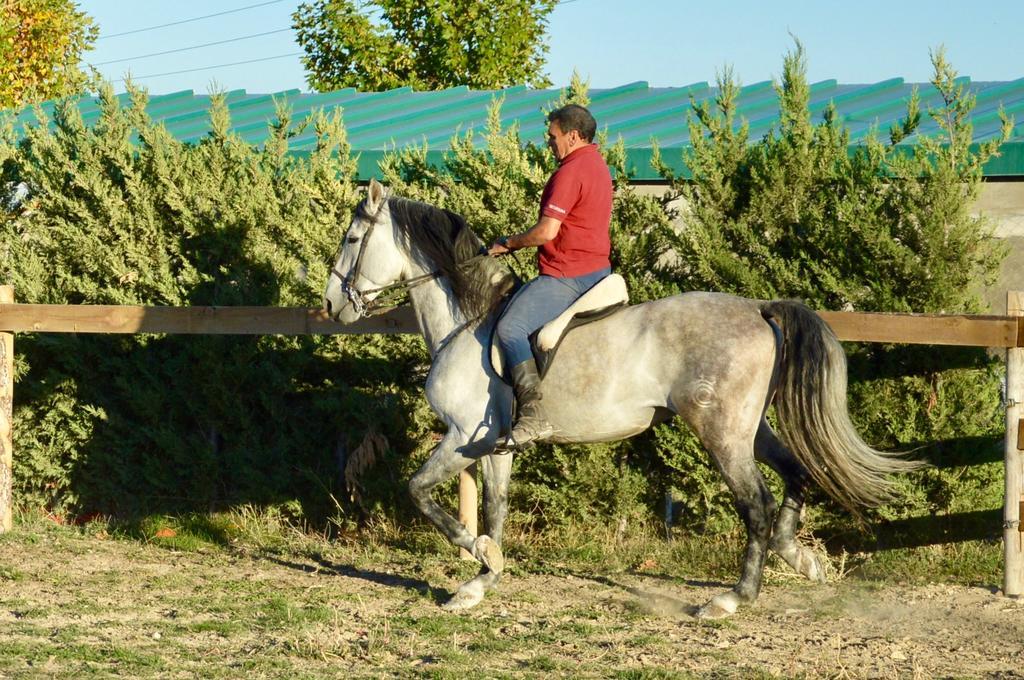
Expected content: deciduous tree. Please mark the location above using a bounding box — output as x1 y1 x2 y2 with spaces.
0 0 97 108
292 0 556 91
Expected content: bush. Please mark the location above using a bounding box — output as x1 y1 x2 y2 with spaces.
1 83 430 519
654 44 1012 526
377 76 676 534
1 46 1012 541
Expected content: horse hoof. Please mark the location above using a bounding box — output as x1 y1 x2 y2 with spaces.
695 591 741 620
441 580 485 612
798 549 827 584
472 535 504 574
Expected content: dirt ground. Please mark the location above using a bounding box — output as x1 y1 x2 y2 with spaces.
2 525 1024 679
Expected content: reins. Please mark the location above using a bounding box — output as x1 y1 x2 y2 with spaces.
335 253 493 317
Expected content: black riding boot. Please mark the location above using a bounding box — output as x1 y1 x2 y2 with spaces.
503 360 554 450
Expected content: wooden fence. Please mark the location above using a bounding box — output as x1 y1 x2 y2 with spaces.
1 284 1022 595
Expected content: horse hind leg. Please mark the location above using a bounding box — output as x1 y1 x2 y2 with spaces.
696 439 778 620
755 419 826 584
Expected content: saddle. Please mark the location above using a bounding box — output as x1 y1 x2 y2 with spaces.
490 273 630 382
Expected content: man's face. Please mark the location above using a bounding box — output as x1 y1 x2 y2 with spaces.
546 120 578 161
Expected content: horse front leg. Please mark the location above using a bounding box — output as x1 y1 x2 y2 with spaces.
408 429 504 611
436 450 514 612
480 449 512 546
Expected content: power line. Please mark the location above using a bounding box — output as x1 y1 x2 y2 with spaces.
99 0 286 40
92 28 293 66
109 52 303 83
100 0 576 42
98 0 579 85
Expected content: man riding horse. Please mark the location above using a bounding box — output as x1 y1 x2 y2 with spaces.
323 112 920 617
487 103 614 451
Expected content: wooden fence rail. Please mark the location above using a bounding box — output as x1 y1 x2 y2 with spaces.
1 286 1022 594
0 301 418 335
0 299 1017 345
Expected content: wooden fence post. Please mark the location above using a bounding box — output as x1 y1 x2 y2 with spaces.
458 463 478 560
1005 291 1024 597
0 286 14 533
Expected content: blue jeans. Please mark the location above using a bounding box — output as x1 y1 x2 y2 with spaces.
497 267 611 366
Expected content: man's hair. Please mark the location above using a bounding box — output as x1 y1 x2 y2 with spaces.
548 104 597 143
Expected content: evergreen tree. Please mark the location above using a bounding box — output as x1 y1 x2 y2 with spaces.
377 74 677 530
655 43 1015 523
1 43 1015 534
659 43 1011 314
0 84 414 516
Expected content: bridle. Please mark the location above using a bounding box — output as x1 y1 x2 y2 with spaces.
332 197 430 317
333 256 443 318
333 197 489 318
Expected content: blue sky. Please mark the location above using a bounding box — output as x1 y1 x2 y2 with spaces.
79 0 1024 94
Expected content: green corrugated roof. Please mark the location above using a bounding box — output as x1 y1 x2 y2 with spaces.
6 78 1024 180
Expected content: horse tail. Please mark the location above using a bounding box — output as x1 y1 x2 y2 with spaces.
760 300 923 516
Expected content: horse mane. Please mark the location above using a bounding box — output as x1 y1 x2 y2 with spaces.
386 197 518 319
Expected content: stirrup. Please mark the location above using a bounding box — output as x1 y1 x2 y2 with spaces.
493 433 519 454
493 437 515 454
492 430 546 454
501 418 553 452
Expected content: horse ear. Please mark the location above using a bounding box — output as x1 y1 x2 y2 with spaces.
367 178 387 213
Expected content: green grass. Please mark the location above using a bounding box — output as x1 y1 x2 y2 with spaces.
184 619 246 636
0 506 1009 678
525 654 562 671
851 539 1002 584
613 671 696 680
0 639 168 675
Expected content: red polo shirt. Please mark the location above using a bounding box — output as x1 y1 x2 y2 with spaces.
537 143 613 278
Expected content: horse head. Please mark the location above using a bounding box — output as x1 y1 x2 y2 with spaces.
325 180 518 326
324 179 408 323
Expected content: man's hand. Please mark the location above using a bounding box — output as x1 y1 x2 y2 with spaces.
488 236 511 256
487 217 560 256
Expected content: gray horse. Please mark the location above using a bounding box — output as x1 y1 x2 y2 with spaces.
323 180 919 619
